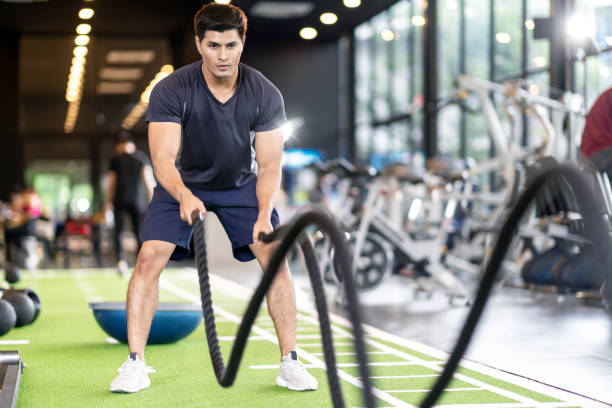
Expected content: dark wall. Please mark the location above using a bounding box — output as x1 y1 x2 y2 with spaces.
0 31 23 200
242 40 341 159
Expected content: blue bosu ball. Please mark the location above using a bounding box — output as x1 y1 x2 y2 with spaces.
90 302 203 344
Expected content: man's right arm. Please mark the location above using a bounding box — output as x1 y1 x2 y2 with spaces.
148 122 205 225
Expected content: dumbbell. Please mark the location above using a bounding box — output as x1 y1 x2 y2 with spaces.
0 299 16 336
0 288 41 327
4 264 20 284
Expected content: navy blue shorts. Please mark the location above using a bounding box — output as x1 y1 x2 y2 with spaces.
140 178 280 262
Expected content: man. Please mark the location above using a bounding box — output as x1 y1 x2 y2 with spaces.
103 132 155 276
110 3 317 394
3 186 36 274
580 87 612 176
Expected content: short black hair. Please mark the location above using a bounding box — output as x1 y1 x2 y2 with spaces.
194 3 248 43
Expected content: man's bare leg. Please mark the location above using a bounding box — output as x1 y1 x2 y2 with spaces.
249 242 296 359
126 240 176 362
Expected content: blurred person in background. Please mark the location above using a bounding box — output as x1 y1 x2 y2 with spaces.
103 132 156 276
3 185 41 268
580 87 612 177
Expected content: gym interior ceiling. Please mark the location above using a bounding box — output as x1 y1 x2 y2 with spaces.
1 0 400 139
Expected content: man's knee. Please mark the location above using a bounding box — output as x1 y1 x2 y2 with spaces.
134 242 173 276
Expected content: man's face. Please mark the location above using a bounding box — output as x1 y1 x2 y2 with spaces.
196 29 243 79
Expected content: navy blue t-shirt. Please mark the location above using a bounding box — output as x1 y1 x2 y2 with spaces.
146 61 286 190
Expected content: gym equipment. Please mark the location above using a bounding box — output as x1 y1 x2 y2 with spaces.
0 300 17 336
521 244 573 285
189 164 611 408
4 265 20 285
335 232 393 289
191 209 374 408
346 175 470 299
0 351 23 408
553 246 607 291
1 291 36 327
90 302 203 344
22 289 41 323
0 289 42 324
421 164 612 408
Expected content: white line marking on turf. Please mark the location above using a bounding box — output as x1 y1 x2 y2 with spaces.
311 352 389 356
433 403 585 408
387 388 481 393
106 338 120 344
297 342 355 347
296 334 352 340
164 270 610 408
159 277 414 408
339 362 442 368
0 340 29 345
366 375 439 379
218 336 268 341
251 364 317 370
319 311 606 407
296 311 541 406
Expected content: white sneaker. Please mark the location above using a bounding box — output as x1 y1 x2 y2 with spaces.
110 353 151 393
276 351 318 391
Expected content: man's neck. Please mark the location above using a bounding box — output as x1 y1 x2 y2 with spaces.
201 62 238 92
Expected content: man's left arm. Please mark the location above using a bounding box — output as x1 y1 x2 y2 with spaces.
252 128 284 245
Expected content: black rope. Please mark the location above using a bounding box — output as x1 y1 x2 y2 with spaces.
191 209 375 408
419 164 612 407
192 164 611 408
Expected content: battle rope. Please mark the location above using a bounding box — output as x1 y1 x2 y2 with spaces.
192 164 611 408
191 209 375 408
420 164 612 407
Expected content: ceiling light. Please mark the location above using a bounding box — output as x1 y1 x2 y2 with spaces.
411 16 426 26
343 0 361 8
160 64 174 74
533 56 546 67
97 82 136 94
528 84 540 95
76 24 92 35
75 35 90 46
355 24 373 40
106 50 155 64
122 65 175 129
73 46 88 57
525 19 535 30
250 1 314 19
70 64 84 73
495 32 511 44
72 56 86 65
320 12 338 25
299 27 317 40
99 67 144 80
380 29 395 41
78 8 94 19
567 14 594 41
214 0 231 3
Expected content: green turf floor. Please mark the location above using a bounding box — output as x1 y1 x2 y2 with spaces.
0 268 596 408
